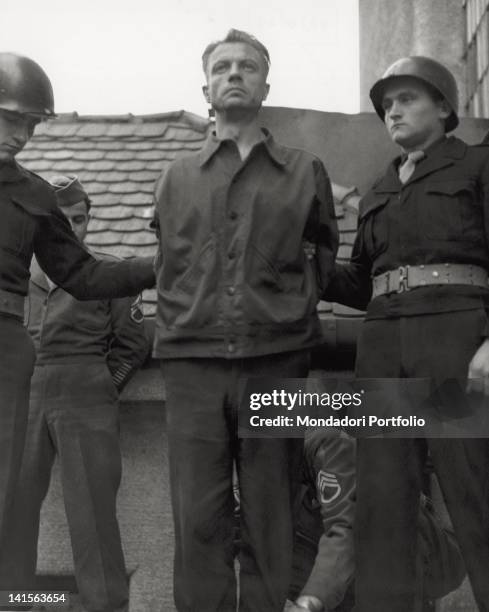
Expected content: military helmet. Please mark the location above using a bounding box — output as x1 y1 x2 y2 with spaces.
369 56 459 132
0 53 55 117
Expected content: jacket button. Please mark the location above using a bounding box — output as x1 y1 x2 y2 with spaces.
227 286 235 296
228 252 236 260
229 211 238 220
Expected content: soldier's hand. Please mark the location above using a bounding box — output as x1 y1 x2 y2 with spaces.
467 339 489 395
303 241 316 261
288 595 324 611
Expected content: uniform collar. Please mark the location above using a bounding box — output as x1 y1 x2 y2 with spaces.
373 136 467 193
198 128 288 167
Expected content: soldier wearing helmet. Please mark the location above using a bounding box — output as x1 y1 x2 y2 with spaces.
0 53 154 601
324 56 489 612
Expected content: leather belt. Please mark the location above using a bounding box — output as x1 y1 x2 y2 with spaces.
372 264 489 298
0 288 25 318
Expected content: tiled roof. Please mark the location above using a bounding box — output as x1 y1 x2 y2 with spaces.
18 109 362 332
18 111 211 317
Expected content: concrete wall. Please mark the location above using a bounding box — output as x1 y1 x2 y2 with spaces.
359 0 466 113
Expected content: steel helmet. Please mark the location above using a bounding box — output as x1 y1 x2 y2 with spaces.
0 53 55 117
369 56 459 132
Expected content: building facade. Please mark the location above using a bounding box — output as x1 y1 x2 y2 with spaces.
359 0 466 114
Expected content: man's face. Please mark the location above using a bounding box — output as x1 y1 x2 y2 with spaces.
0 109 38 162
202 42 270 113
60 200 90 243
381 77 449 151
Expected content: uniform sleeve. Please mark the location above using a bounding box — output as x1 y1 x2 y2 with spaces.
310 160 339 294
323 216 373 310
34 207 155 300
301 432 356 610
106 293 150 391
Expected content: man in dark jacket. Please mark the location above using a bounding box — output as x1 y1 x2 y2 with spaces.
0 53 154 599
3 175 149 612
152 29 338 612
325 56 489 612
287 428 465 612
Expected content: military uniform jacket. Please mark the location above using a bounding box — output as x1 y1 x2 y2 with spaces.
296 428 356 609
0 161 154 300
26 255 149 390
325 136 489 320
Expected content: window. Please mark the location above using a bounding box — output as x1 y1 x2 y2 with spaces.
464 0 489 116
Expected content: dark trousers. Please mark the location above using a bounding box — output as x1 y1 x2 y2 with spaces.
162 350 309 612
3 363 128 612
0 317 35 589
354 309 489 612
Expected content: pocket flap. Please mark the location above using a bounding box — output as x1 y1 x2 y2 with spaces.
425 181 475 196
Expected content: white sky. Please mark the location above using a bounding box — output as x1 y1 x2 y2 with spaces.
2 0 359 118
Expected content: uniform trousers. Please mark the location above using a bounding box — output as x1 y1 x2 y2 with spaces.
354 308 489 612
162 350 310 612
3 363 128 612
0 316 35 589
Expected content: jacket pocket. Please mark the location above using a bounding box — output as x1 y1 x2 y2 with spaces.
244 245 317 324
358 194 390 258
423 180 479 241
176 237 216 293
164 236 219 329
248 244 284 292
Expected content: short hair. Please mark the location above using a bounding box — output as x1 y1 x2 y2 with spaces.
202 29 270 76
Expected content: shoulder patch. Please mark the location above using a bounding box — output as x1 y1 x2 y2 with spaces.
130 294 145 323
317 470 341 504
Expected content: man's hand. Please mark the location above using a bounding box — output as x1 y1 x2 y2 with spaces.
288 595 324 611
303 241 316 261
467 339 489 395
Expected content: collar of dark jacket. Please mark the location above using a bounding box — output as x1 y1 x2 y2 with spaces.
0 160 28 183
373 136 467 193
30 257 50 292
198 128 288 167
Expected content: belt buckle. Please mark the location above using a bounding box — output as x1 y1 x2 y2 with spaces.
397 265 410 293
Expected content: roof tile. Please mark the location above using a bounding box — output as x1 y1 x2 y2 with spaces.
84 160 116 171
130 170 160 182
104 151 138 161
93 205 135 219
120 194 153 205
76 150 107 161
76 124 109 138
106 124 138 138
137 150 168 161
136 123 168 138
89 217 151 232
43 150 74 161
46 160 86 173
108 182 140 194
125 141 162 151
115 160 148 171
96 171 128 183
